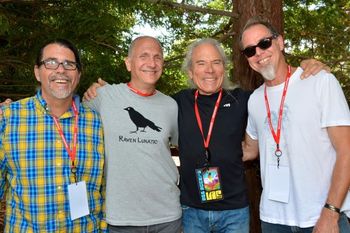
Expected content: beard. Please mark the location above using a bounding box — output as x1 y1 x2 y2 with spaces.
260 64 276 81
50 86 72 99
48 74 74 99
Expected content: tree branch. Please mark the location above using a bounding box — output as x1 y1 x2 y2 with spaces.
0 58 29 66
90 39 125 54
0 0 34 4
145 0 238 18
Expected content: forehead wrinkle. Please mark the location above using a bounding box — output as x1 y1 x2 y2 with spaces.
213 59 223 62
194 59 206 64
194 58 222 63
43 57 76 63
242 24 271 45
42 44 76 62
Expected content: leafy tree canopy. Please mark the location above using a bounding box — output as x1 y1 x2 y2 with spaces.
0 0 349 101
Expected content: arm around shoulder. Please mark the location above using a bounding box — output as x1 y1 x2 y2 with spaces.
242 133 259 161
83 78 108 102
300 58 330 79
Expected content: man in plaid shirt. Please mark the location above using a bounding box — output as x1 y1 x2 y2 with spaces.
0 39 107 232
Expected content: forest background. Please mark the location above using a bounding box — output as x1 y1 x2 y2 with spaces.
0 0 349 232
0 0 349 101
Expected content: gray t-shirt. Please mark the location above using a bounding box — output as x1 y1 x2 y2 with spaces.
86 83 181 226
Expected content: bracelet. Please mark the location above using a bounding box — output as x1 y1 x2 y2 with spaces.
324 203 341 214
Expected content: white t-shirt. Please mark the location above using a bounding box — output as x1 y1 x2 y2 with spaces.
246 68 350 227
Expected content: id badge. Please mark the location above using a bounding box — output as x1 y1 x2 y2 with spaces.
268 165 290 203
68 181 90 220
195 167 224 203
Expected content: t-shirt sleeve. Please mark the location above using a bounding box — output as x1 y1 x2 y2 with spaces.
318 73 350 128
83 85 110 113
246 96 258 140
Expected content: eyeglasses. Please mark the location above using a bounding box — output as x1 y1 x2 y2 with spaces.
39 59 78 70
241 35 277 58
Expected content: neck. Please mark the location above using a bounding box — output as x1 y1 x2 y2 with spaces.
46 98 73 117
197 88 221 96
128 80 156 95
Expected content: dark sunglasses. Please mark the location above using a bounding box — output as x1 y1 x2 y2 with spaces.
241 35 277 58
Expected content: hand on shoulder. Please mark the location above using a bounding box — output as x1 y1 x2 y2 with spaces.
83 78 108 101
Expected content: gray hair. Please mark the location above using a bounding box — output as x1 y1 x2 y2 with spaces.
182 38 233 89
128 36 163 57
239 16 280 49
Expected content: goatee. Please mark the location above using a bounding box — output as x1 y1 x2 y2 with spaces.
260 64 276 81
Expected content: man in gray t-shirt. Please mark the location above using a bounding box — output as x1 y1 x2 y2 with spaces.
84 36 181 233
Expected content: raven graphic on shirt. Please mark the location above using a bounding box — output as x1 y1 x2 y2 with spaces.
124 107 162 133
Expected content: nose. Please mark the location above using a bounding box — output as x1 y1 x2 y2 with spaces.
147 58 157 68
255 47 264 56
205 63 214 73
56 63 66 72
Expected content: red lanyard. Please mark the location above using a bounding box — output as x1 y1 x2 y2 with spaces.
264 65 291 158
127 82 156 97
194 89 222 150
52 101 78 169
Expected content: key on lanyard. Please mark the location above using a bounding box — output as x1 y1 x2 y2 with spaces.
71 162 78 184
275 145 282 169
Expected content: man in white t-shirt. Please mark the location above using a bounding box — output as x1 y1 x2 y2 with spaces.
241 17 350 233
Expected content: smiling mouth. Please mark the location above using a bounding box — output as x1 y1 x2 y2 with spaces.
142 70 158 73
258 57 270 65
53 79 69 84
49 75 71 84
203 77 217 81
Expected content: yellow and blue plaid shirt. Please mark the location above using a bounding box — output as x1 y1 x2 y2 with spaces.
0 91 107 233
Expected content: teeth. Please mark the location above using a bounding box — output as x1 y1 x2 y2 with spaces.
54 80 68 84
259 57 270 64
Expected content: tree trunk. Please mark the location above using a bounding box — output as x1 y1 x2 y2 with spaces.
232 1 283 233
233 0 283 91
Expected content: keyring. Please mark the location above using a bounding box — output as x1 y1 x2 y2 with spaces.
71 166 77 174
275 149 282 157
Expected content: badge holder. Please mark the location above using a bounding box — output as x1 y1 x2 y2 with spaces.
67 162 90 220
195 150 224 203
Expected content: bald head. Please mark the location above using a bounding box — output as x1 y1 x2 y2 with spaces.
128 36 163 58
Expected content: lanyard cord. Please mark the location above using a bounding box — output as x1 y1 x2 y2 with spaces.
264 65 291 155
52 101 79 171
127 82 156 97
194 89 223 159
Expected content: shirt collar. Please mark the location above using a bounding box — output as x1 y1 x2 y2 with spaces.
34 90 81 119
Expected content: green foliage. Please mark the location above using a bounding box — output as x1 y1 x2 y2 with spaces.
1 0 349 102
284 0 350 100
133 0 233 94
0 14 9 35
0 0 135 99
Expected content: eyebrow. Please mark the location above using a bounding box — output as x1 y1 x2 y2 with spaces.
42 57 58 61
43 57 76 63
245 35 273 47
212 59 223 63
195 59 223 63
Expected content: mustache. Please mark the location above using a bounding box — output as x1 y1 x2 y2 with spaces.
49 74 71 82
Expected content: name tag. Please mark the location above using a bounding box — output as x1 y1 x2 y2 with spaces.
195 167 224 203
268 165 290 203
68 181 90 220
